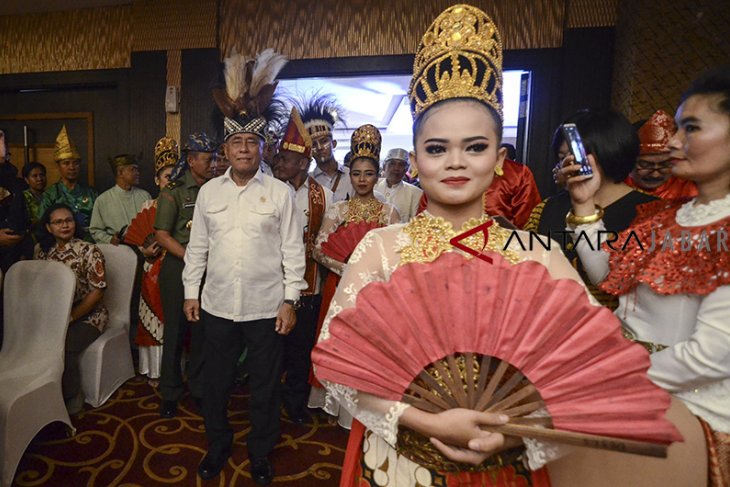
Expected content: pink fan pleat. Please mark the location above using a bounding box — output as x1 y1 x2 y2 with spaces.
320 221 382 262
311 252 682 445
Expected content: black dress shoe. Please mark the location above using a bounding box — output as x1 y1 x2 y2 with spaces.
198 446 231 480
251 457 274 485
160 400 177 418
287 410 310 426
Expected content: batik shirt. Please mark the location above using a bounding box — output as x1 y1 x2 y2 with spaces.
36 238 109 332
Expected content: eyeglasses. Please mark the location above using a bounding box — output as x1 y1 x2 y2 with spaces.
635 161 672 173
49 217 75 226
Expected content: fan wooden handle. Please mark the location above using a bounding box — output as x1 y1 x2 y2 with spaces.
484 424 668 458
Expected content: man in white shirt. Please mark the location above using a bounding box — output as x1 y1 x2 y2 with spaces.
299 93 353 202
90 154 152 244
183 96 307 483
272 107 333 425
375 148 423 222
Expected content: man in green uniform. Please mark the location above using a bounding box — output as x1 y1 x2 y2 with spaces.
40 125 97 241
154 132 216 418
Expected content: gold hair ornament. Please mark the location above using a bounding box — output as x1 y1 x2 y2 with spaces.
409 5 503 121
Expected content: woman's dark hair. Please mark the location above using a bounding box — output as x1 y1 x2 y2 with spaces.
412 98 503 147
22 161 46 179
680 65 730 116
551 109 639 183
350 156 380 172
37 203 84 252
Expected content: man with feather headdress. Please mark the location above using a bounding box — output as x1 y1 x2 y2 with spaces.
300 93 353 202
182 49 307 484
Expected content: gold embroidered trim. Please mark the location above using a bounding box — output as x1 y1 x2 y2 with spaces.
344 197 384 224
522 199 546 232
400 212 519 265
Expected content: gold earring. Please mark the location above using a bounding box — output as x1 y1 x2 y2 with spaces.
495 165 504 176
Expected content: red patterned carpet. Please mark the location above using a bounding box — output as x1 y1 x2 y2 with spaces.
12 377 348 486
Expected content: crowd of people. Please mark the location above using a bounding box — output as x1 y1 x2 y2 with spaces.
0 3 727 486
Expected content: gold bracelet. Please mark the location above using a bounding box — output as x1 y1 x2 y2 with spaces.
565 205 604 226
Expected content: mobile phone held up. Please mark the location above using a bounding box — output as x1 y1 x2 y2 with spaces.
560 123 593 179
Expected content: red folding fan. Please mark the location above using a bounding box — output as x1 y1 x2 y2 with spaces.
123 206 156 247
320 220 382 262
312 252 682 458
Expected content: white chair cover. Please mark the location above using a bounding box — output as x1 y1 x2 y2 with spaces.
0 260 76 487
79 244 137 407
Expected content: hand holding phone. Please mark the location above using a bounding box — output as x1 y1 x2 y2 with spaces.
560 123 593 179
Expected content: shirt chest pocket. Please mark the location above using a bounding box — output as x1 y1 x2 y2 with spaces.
205 203 229 234
245 203 278 236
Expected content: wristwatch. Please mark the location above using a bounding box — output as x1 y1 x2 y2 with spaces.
284 299 301 310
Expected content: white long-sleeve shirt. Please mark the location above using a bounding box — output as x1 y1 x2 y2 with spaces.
90 185 151 243
183 168 307 322
570 196 730 433
375 179 423 223
311 163 353 203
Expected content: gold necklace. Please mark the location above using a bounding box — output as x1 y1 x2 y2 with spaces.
400 212 519 265
344 197 383 224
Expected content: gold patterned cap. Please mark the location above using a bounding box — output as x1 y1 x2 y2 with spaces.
409 4 503 121
109 153 137 173
154 136 179 174
54 125 81 161
350 124 381 162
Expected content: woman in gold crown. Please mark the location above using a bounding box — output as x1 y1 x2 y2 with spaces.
132 137 178 386
308 124 400 428
312 5 705 487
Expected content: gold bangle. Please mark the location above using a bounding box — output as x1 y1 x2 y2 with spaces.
565 205 604 226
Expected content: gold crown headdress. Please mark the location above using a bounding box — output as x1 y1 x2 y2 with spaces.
154 136 179 174
350 124 382 162
212 48 288 141
54 125 81 161
409 4 503 121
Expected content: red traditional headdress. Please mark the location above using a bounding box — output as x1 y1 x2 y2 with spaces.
279 107 312 158
638 110 676 155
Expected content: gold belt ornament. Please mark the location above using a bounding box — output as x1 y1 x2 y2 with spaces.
622 327 668 354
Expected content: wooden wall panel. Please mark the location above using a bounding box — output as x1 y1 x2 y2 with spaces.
166 50 182 145
219 0 565 59
0 69 131 191
612 0 730 121
567 0 618 28
132 0 217 52
0 6 132 74
130 51 167 194
181 49 221 142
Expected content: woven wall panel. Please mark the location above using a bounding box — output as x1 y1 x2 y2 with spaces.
567 0 617 28
132 0 217 52
612 0 730 121
0 6 132 74
219 0 565 59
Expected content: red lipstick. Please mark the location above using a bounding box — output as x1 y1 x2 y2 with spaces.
441 176 470 186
